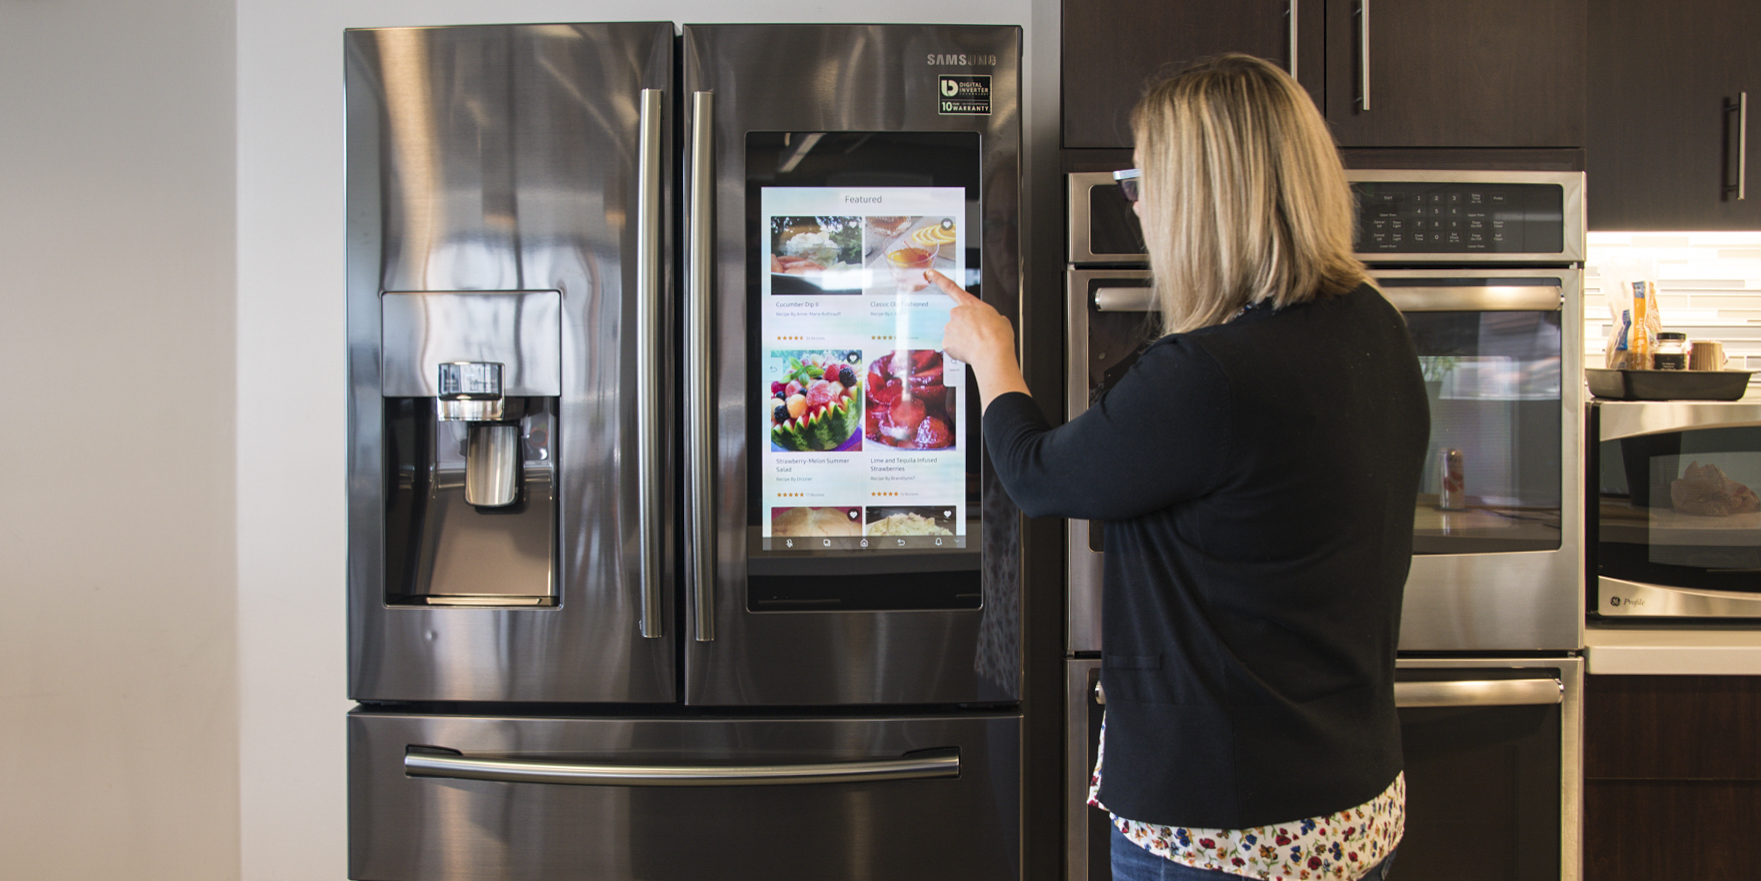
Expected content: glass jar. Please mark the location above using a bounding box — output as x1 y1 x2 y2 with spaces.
1654 332 1689 370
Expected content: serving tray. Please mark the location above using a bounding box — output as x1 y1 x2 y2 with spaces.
1584 368 1754 401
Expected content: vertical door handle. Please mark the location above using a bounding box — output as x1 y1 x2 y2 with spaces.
1287 0 1299 82
637 88 665 639
1357 0 1371 110
1729 91 1749 201
688 91 717 642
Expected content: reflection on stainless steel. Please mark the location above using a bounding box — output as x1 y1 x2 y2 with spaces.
683 24 1022 706
347 23 677 702
353 712 1021 881
380 292 561 398
405 745 960 786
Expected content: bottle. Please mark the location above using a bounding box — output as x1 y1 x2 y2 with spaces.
1653 332 1688 370
1630 281 1652 368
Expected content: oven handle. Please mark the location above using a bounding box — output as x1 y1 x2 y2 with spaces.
1379 285 1561 312
1093 286 1156 312
1395 678 1561 708
404 746 959 786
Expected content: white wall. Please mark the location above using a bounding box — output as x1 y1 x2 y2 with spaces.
236 2 1057 878
0 0 239 878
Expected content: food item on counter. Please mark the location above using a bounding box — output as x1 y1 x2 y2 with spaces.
1670 461 1761 516
769 352 862 452
864 350 956 450
866 512 952 536
773 507 862 537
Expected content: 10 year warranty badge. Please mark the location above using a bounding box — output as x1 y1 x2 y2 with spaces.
937 75 991 115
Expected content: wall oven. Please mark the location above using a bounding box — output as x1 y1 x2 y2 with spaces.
1063 169 1587 880
1591 400 1761 617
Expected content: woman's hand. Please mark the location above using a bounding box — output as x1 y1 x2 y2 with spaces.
929 270 1030 412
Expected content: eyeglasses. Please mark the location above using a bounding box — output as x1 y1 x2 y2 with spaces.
1113 167 1141 203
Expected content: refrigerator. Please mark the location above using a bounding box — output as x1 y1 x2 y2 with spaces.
344 22 1024 881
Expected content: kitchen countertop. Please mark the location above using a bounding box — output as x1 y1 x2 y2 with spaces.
1585 621 1761 675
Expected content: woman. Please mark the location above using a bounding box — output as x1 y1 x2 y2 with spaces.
934 54 1428 880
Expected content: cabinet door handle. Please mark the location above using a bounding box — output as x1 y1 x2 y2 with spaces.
1357 0 1371 110
1729 91 1749 201
1287 0 1299 82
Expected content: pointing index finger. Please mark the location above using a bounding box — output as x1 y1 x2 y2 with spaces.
926 270 979 305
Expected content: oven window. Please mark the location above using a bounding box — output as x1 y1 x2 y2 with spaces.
1406 310 1563 554
1597 426 1761 591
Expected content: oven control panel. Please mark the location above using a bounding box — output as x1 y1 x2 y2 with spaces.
1352 182 1565 255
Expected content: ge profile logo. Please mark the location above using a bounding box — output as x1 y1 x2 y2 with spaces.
936 75 991 116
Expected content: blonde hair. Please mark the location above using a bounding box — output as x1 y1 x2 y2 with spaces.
1131 54 1369 336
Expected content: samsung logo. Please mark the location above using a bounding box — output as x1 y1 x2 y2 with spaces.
926 53 997 67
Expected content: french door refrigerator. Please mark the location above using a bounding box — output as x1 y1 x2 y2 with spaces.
345 22 1024 881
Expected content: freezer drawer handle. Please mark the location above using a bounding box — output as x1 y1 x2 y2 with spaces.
1394 678 1561 708
404 746 959 786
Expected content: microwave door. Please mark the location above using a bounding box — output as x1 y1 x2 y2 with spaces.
682 25 1023 707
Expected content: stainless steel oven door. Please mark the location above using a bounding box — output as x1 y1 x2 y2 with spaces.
1066 657 1583 881
1065 269 1155 654
1378 268 1585 652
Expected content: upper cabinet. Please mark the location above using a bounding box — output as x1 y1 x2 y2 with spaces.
1587 0 1761 230
1062 0 1586 151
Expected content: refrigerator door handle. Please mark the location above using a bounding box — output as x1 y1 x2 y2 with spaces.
688 90 716 643
404 746 960 786
638 87 666 639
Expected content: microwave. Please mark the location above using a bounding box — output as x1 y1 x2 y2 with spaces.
1591 400 1761 617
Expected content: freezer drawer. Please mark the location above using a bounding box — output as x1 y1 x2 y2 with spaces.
349 710 1022 881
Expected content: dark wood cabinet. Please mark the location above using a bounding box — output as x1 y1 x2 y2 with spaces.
1586 0 1761 230
1060 0 1585 150
1321 0 1585 148
1582 674 1761 879
1061 0 1321 148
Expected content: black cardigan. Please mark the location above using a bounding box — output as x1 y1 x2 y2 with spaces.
985 283 1429 828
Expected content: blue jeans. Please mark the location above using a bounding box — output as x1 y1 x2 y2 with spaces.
1111 825 1397 881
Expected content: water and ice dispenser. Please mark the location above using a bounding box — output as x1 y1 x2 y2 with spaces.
378 291 560 606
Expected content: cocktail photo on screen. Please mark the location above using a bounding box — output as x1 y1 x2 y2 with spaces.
867 216 957 293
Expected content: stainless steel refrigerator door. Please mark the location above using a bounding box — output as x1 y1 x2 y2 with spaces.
349 710 1023 881
346 23 677 703
681 25 1024 706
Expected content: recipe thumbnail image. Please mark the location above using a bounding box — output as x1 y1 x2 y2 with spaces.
767 350 864 453
864 216 957 293
864 505 955 537
864 349 956 450
772 506 863 538
769 216 864 294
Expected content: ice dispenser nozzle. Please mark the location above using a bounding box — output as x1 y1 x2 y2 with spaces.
436 361 519 508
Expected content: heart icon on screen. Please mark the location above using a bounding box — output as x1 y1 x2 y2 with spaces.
943 510 952 518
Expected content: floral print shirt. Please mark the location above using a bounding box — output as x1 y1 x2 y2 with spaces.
1091 717 1404 881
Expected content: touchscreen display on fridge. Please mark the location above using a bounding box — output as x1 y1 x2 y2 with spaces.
744 131 984 612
